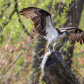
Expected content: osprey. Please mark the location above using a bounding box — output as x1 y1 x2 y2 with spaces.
20 7 84 51
20 7 84 76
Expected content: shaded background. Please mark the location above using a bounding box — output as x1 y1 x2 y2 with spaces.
0 0 84 84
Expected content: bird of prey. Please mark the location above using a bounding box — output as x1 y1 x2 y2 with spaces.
20 7 84 76
20 7 84 51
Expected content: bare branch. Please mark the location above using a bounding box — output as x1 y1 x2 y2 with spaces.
15 0 33 39
0 2 11 18
0 10 16 33
0 28 14 63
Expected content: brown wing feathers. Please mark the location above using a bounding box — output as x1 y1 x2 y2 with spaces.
20 7 51 36
67 30 84 45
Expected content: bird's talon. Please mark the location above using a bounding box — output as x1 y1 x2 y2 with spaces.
47 45 51 51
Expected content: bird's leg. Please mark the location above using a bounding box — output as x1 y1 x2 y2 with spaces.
47 41 52 51
41 51 52 76
53 42 57 51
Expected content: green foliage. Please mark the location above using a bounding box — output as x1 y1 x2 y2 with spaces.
52 0 73 28
64 41 72 52
16 56 25 66
79 9 84 31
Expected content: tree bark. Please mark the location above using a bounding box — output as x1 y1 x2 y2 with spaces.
43 51 80 84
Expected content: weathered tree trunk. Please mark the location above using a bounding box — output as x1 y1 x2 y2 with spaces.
44 51 80 84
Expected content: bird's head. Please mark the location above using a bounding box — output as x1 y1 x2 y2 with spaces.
64 31 69 35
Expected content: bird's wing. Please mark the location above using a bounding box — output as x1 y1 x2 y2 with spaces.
20 7 52 36
67 32 84 45
59 27 83 32
59 27 84 44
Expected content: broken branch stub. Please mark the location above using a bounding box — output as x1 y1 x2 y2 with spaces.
43 51 80 84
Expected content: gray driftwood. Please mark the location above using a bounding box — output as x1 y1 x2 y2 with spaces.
43 51 80 84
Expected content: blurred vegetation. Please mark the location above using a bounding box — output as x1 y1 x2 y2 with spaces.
0 0 84 84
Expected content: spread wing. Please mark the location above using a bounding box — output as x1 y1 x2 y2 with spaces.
20 7 51 36
68 32 84 44
59 27 84 44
